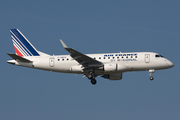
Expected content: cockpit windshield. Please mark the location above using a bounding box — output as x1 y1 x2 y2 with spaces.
155 54 164 58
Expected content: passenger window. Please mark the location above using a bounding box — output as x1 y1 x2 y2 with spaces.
62 59 64 61
135 56 137 58
94 57 96 60
131 56 133 58
108 57 110 59
67 58 69 61
104 57 106 59
117 57 119 59
113 57 114 59
99 57 101 59
126 56 128 58
122 56 124 58
58 59 60 61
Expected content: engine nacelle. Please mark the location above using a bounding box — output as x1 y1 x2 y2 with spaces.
101 73 122 80
104 63 117 72
71 65 84 72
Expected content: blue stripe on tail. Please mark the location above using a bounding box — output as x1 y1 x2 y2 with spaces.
10 29 40 56
11 33 32 56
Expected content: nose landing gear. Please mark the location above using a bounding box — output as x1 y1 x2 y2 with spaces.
149 69 155 81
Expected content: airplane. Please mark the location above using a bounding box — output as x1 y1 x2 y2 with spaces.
7 29 174 85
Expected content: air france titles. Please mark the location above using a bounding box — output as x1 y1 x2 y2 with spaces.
104 53 137 62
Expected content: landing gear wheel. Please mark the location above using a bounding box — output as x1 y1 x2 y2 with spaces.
150 76 154 80
91 79 97 85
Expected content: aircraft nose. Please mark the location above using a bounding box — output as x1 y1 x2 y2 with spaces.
167 60 174 68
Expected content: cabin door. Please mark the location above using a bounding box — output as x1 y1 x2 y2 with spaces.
145 54 150 63
49 57 55 67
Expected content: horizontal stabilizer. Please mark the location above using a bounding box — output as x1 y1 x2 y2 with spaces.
7 53 32 62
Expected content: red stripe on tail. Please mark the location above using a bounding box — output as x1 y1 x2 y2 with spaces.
14 46 23 57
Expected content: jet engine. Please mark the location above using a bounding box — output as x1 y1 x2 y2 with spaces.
103 63 117 72
101 73 122 80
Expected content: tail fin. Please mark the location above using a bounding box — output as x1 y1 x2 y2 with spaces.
10 29 40 57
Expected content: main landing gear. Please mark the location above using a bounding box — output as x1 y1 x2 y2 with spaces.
149 69 155 81
87 71 97 85
91 78 97 85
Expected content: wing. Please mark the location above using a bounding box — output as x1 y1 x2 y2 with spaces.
60 40 103 67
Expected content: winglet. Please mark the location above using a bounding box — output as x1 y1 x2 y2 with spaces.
60 39 68 48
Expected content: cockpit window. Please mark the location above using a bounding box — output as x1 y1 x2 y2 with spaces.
155 54 164 58
155 55 160 57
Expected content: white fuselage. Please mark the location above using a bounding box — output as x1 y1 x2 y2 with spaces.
12 52 174 75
